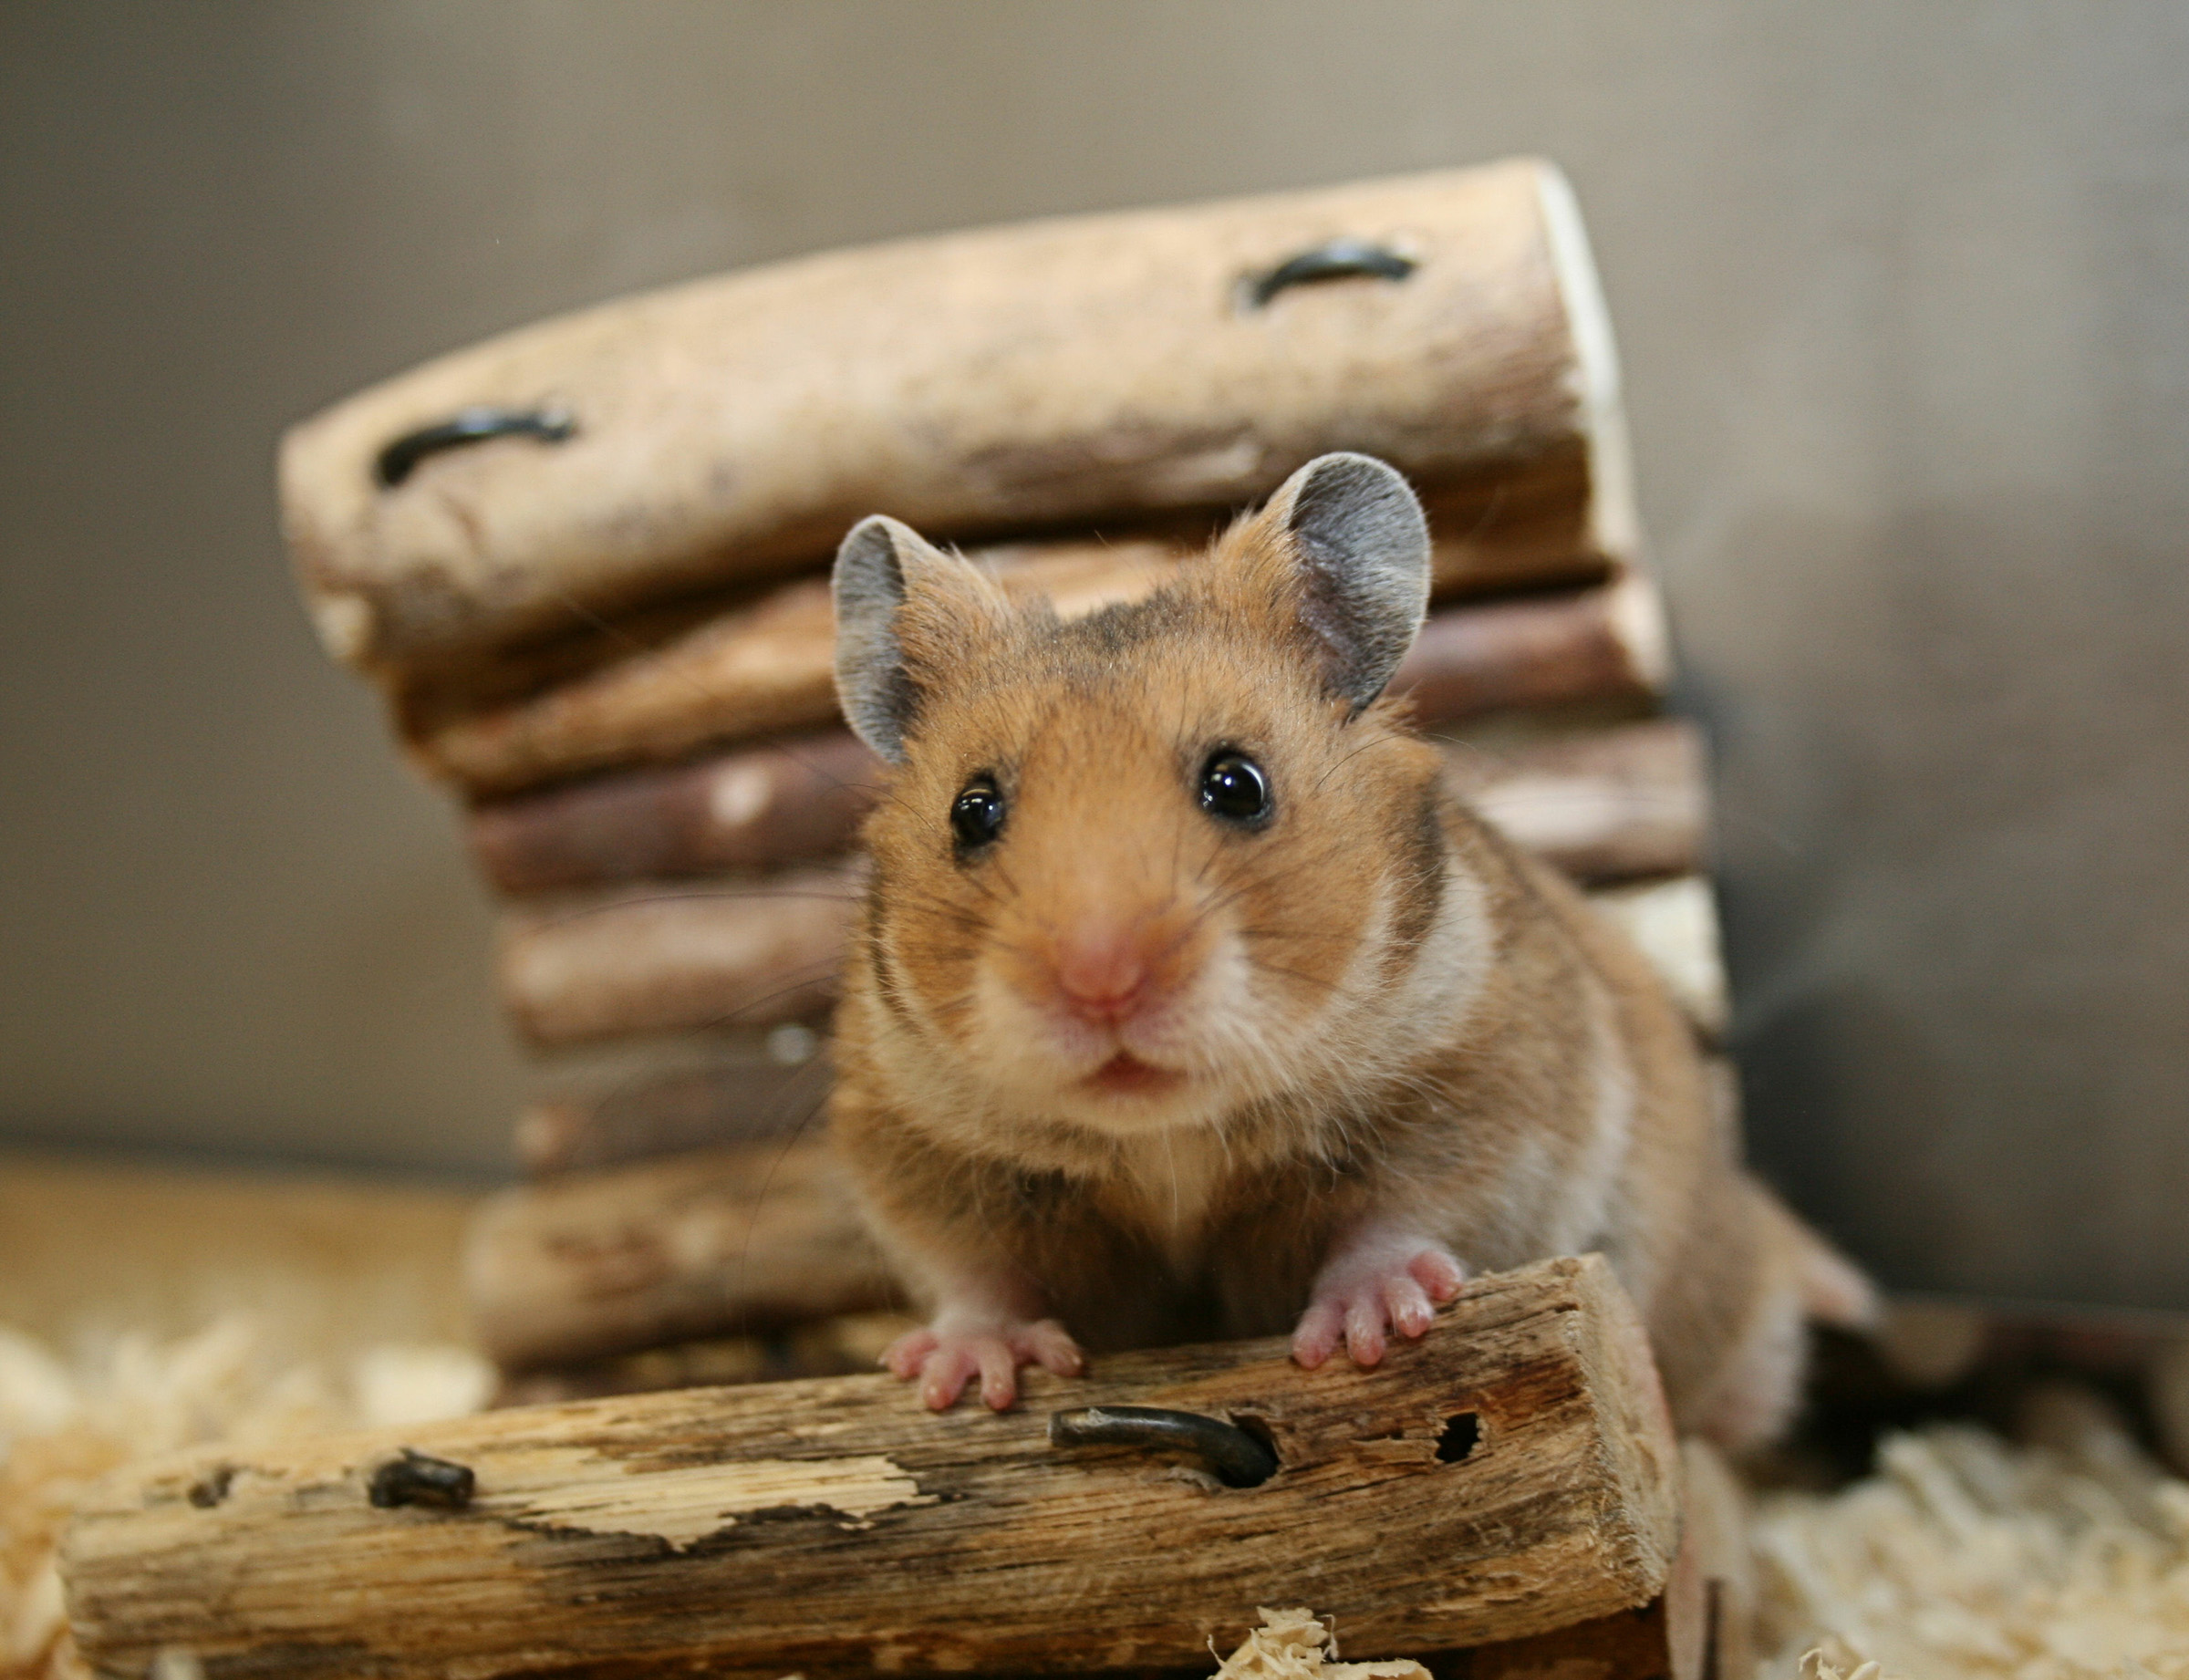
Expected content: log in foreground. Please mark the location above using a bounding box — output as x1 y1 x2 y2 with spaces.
64 1256 1678 1680
464 1136 899 1373
281 159 1634 679
423 566 1665 799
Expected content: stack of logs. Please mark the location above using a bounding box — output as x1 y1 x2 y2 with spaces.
279 158 1730 1400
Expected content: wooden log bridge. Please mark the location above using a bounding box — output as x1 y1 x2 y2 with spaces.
62 1257 1684 1680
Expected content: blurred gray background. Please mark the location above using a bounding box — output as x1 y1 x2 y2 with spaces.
3 3 2184 1312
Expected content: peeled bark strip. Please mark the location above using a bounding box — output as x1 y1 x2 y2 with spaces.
463 1137 899 1373
282 159 1634 679
1445 717 1707 886
423 569 1666 798
65 1256 1678 1680
497 868 858 1047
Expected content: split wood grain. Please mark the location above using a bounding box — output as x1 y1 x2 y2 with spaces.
64 1256 1679 1680
421 568 1665 799
282 159 1633 679
463 1136 900 1373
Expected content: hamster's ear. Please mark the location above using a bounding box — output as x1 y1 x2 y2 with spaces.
832 514 1003 763
1256 452 1431 714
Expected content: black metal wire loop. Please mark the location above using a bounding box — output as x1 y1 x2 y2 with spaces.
1047 1405 1278 1488
374 407 576 488
1242 238 1417 309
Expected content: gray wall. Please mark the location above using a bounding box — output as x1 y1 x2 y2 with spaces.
3 3 2184 1310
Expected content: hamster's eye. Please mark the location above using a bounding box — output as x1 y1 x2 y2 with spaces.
1198 751 1271 827
950 776 1006 850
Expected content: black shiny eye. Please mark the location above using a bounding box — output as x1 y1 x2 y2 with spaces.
1198 751 1271 826
950 776 1006 850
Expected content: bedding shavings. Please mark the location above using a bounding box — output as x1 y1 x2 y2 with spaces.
0 1317 491 1680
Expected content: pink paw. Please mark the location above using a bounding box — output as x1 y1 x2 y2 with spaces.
1292 1239 1468 1370
883 1314 1084 1411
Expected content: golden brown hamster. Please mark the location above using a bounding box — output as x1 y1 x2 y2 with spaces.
826 451 1871 1450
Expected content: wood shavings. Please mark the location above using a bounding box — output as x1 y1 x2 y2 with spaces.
0 1316 490 1680
1210 1608 1427 1680
1756 1407 2189 1680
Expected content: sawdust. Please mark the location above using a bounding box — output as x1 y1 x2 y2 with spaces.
0 1318 491 1680
1756 1412 2189 1680
1210 1608 1427 1680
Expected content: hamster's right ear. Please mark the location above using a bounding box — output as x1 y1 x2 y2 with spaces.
832 514 1003 763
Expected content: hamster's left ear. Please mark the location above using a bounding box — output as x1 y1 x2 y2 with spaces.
1256 452 1431 714
833 513 1006 763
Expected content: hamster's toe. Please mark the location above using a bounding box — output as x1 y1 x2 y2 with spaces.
884 1317 1084 1411
1292 1236 1469 1370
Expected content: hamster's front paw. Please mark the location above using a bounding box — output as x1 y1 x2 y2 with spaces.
1292 1235 1468 1370
884 1314 1084 1412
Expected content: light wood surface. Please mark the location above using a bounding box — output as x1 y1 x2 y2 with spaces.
64 1256 1679 1679
281 160 1632 679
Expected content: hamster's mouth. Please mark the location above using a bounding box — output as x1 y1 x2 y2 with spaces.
1084 1053 1187 1097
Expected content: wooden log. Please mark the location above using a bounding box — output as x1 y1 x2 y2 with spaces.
493 1312 919 1408
470 729 882 897
421 569 1665 799
411 538 1176 794
493 864 1712 1061
64 1256 1679 1680
516 1029 834 1176
1445 718 1705 887
1582 876 1728 1042
496 866 859 1047
281 159 1634 679
470 712 1696 896
463 1136 901 1373
1466 1438 1749 1680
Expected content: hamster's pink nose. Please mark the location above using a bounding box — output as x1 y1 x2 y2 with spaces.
1050 925 1151 1024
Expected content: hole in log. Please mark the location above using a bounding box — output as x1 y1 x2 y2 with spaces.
1226 1413 1281 1473
1436 1412 1481 1463
186 1465 234 1509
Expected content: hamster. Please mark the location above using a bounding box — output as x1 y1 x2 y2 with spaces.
825 451 1873 1452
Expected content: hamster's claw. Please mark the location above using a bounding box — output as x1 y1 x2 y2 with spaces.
1292 1242 1468 1371
884 1318 1084 1411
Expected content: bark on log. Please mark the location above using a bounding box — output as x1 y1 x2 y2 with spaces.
496 867 860 1048
421 569 1665 799
471 713 1697 896
463 1136 900 1373
517 1032 834 1176
64 1256 1679 1680
281 159 1634 680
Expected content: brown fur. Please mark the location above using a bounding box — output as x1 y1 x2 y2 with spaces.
829 482 1867 1451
